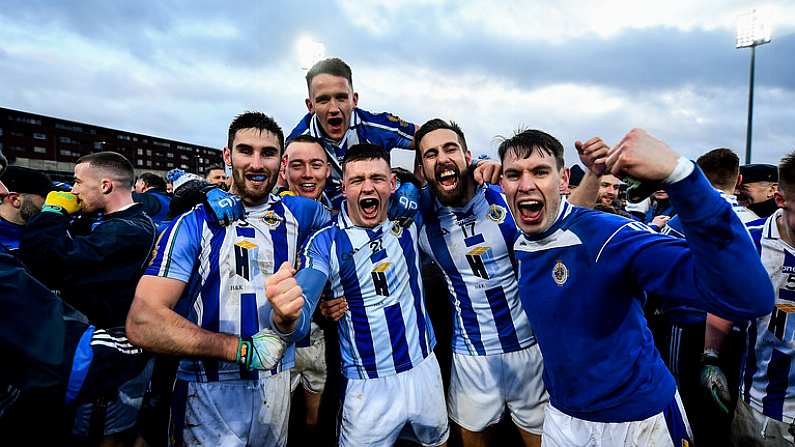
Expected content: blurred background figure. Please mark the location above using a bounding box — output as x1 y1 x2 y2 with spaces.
737 163 778 218
133 172 172 227
0 166 52 251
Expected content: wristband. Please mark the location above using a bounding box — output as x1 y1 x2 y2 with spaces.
236 337 253 367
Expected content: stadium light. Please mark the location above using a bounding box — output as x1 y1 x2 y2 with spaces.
736 9 772 164
296 36 326 71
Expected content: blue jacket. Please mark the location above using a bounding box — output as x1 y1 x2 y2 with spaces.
514 165 773 422
19 203 157 328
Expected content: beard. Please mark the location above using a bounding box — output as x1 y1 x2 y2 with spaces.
429 163 471 207
19 195 42 223
231 168 277 205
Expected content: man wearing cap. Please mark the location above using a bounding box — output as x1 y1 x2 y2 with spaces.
0 166 52 251
738 163 779 218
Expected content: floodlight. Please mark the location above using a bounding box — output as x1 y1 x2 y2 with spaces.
736 9 771 48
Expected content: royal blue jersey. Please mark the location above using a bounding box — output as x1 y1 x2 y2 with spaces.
742 210 795 423
288 108 415 207
659 191 760 325
144 194 329 382
296 205 435 380
418 184 534 356
514 165 773 423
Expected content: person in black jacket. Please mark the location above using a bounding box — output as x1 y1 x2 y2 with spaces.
18 151 157 446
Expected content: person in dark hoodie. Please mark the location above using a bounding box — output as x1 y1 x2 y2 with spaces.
738 163 778 218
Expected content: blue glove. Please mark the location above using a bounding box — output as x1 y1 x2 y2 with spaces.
388 178 419 224
203 186 245 226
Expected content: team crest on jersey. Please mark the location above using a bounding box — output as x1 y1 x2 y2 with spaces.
552 260 568 286
487 204 507 224
261 211 282 228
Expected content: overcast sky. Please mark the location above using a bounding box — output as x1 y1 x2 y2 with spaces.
1 0 793 167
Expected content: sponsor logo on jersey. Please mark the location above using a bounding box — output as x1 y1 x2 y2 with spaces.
487 204 507 224
466 246 491 280
552 260 568 286
262 211 283 228
234 240 258 281
390 222 404 238
371 261 392 296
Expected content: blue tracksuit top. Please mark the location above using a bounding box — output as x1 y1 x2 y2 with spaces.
513 164 773 423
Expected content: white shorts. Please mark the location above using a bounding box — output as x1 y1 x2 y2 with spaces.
290 330 327 394
448 344 548 434
339 352 449 447
170 372 291 447
541 391 692 447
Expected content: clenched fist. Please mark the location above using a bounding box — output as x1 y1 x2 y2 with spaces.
266 262 305 333
606 129 680 183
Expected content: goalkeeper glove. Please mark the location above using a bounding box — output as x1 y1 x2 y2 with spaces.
42 191 81 215
388 168 420 224
203 186 245 226
700 349 731 414
236 328 287 371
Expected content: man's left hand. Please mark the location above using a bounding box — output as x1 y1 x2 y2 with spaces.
203 186 245 226
473 160 501 185
606 129 679 182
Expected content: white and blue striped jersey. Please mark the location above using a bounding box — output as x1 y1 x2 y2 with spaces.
743 209 795 423
145 194 329 382
298 205 435 380
418 184 535 356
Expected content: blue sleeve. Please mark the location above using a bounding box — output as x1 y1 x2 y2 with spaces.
144 207 204 282
284 196 332 245
269 226 334 341
660 215 685 238
604 166 774 321
287 113 312 141
357 109 416 150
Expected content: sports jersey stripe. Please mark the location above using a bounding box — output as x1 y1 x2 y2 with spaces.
336 231 379 378
399 225 430 357
762 349 792 420
425 212 486 355
485 286 521 352
271 201 289 273
483 188 518 271
239 292 259 380
199 224 226 382
385 302 412 373
154 210 190 277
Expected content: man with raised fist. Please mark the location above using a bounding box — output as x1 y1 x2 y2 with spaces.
126 112 330 446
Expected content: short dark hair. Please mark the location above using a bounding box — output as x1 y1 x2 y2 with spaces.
138 172 166 190
227 111 284 154
342 143 390 173
305 58 353 91
497 129 565 170
76 151 135 187
204 165 225 175
696 148 740 191
779 151 795 195
414 119 468 156
285 134 328 161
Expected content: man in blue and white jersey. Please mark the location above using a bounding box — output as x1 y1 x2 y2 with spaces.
266 144 449 446
287 58 501 208
126 112 330 447
732 152 795 445
499 128 773 446
411 119 606 447
655 148 759 446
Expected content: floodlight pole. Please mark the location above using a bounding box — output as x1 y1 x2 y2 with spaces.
745 45 755 164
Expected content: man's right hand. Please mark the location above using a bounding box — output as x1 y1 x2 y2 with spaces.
42 191 81 215
320 297 348 321
236 329 287 371
265 262 305 333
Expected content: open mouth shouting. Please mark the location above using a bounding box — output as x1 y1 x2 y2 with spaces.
326 117 345 137
435 164 460 193
358 196 380 220
516 197 544 225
